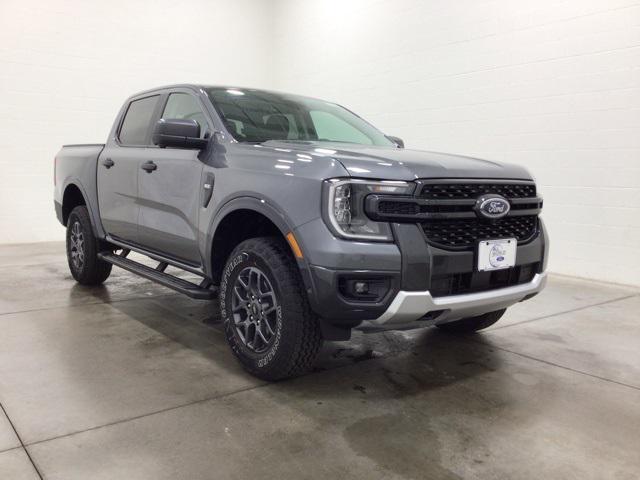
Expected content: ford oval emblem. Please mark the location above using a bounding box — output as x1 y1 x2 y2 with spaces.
476 195 511 219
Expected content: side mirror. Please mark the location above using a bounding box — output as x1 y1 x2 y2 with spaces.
386 135 404 148
152 118 208 149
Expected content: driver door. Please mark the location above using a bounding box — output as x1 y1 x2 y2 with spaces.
137 92 210 265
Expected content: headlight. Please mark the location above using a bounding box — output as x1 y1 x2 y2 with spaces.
323 178 415 241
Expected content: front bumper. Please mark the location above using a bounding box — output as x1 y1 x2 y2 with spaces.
298 216 548 338
360 272 547 329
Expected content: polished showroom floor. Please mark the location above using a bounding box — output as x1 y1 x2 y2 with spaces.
0 242 639 479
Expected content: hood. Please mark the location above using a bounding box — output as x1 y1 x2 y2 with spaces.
261 141 532 181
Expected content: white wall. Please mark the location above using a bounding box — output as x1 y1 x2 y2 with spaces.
272 0 640 286
0 0 272 243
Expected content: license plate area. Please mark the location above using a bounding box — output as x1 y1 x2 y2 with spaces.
477 238 517 272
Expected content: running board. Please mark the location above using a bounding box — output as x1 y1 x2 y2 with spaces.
98 252 217 300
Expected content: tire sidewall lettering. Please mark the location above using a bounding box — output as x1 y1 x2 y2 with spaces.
221 251 283 368
220 253 247 319
258 305 282 368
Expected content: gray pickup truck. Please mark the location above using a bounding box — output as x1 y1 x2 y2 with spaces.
54 84 548 380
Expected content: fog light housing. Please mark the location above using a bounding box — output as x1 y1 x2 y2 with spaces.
354 281 369 294
339 277 391 302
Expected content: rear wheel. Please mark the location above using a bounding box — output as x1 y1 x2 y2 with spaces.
219 237 323 381
66 206 112 285
436 309 505 334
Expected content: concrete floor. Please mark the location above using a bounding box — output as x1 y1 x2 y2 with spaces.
0 243 639 480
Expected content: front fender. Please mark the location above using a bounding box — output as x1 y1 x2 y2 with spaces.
203 195 307 277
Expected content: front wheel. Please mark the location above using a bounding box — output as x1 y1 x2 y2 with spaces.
66 206 112 285
219 237 323 381
436 309 506 334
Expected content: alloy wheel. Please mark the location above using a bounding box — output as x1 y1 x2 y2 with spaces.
231 266 279 353
70 221 85 270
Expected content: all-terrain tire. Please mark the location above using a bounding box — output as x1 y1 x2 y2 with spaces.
436 309 506 334
220 236 323 381
66 206 112 285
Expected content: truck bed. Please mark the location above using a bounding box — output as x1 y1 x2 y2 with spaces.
54 143 105 232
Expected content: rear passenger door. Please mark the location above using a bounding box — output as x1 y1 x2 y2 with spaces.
137 91 209 265
98 95 160 242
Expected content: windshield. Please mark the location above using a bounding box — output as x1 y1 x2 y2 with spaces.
206 88 394 146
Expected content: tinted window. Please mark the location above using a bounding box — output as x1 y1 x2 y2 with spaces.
119 95 159 145
310 110 372 144
162 93 209 138
206 88 393 146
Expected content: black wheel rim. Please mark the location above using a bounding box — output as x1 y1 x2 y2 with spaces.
70 221 85 270
231 266 278 353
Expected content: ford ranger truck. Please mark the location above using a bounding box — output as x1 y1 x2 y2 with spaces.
54 85 548 380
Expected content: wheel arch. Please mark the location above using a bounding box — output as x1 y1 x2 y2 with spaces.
61 181 105 238
206 197 305 286
62 183 87 226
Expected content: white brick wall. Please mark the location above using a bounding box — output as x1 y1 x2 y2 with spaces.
0 0 272 243
271 0 640 286
1 0 639 286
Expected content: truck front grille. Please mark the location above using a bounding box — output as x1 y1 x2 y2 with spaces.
365 179 542 252
417 180 540 250
420 215 538 250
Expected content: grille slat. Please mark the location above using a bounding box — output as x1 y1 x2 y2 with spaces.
377 200 419 215
421 216 538 250
420 182 536 200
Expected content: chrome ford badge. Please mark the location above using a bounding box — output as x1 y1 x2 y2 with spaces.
476 195 510 219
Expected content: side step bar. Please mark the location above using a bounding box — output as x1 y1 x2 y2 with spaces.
98 251 217 300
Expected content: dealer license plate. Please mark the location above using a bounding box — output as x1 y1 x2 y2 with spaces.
477 238 517 272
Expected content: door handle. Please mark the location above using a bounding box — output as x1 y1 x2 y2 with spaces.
102 158 114 169
141 161 157 173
